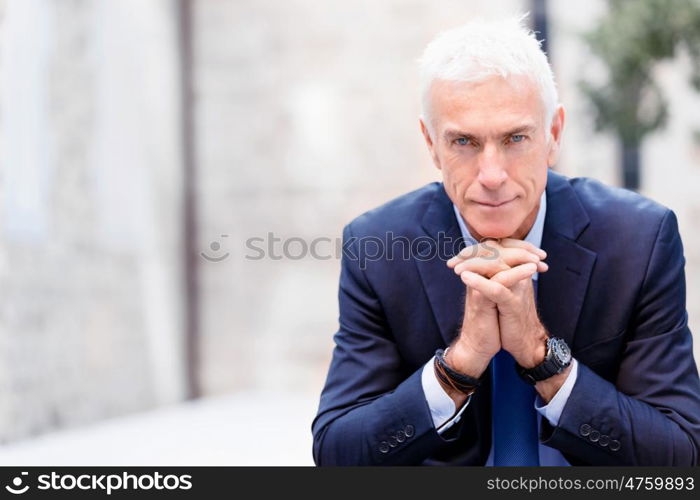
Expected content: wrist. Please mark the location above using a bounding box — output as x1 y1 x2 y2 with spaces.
517 337 572 387
445 341 492 379
511 329 548 368
434 375 469 408
535 363 573 403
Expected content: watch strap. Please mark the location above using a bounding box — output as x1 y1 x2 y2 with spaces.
434 348 482 394
516 338 571 385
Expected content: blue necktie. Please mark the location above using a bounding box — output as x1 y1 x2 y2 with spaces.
491 279 540 466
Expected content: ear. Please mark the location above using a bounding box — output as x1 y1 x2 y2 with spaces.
547 105 565 167
420 117 441 170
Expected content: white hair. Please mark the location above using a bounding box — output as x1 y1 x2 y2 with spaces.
419 15 558 132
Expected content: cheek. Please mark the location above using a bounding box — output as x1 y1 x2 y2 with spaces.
530 158 548 188
438 147 462 170
514 148 548 189
518 170 547 209
441 157 477 197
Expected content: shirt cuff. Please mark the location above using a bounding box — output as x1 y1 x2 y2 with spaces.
421 356 471 434
534 358 579 426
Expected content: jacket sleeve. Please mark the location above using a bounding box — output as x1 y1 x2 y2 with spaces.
311 223 454 465
540 209 700 465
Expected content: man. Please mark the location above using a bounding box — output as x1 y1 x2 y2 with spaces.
311 17 700 465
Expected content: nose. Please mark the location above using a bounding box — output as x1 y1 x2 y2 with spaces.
476 144 508 190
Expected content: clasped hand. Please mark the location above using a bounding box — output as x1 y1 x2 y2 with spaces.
443 238 549 378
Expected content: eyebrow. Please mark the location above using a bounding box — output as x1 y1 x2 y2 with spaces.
443 124 537 142
502 124 537 137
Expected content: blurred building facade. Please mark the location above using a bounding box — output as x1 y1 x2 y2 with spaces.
0 0 698 456
0 0 186 442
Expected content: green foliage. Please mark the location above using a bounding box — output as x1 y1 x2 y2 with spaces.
579 0 700 146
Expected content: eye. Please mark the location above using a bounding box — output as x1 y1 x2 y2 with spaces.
510 134 526 143
454 137 471 146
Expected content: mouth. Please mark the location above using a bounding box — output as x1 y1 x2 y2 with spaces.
473 197 517 208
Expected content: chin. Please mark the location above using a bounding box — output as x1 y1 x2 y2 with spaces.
471 222 519 240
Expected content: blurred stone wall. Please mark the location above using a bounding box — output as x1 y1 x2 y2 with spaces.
0 0 186 443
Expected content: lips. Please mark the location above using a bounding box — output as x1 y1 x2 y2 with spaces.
473 197 516 208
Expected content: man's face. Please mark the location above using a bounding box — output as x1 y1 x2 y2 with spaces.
420 75 565 241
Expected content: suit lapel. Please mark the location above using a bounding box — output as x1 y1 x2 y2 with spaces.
537 170 597 348
414 184 466 346
414 170 597 351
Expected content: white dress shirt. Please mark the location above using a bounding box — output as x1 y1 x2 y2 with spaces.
420 191 578 465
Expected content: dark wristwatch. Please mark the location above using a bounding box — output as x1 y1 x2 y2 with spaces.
516 337 572 385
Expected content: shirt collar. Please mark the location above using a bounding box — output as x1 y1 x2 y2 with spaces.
452 190 547 280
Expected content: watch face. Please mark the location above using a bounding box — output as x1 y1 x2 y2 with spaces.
550 338 572 364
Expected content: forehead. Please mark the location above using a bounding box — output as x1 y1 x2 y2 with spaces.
429 75 545 134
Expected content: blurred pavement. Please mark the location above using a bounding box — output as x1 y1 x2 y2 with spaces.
0 393 316 466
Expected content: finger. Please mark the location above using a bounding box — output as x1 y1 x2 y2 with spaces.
453 246 542 276
455 257 546 277
448 240 545 269
453 257 511 278
447 241 501 268
495 247 542 266
447 243 481 268
499 238 547 259
490 262 538 288
464 286 497 308
460 270 513 304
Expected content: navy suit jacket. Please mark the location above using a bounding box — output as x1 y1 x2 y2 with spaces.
312 169 700 465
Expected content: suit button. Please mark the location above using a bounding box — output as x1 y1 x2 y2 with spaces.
379 441 390 453
599 434 610 447
405 425 415 438
388 436 398 447
609 440 621 451
579 424 591 437
396 430 406 443
589 430 600 442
